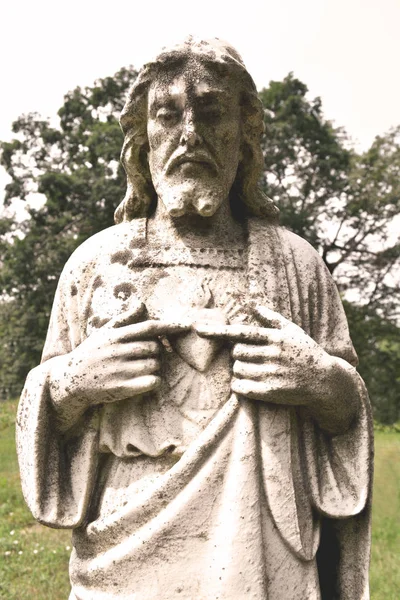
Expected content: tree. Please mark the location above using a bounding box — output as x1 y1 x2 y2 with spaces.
260 74 400 319
0 66 137 397
343 301 400 424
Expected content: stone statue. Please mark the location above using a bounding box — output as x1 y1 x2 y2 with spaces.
17 37 373 600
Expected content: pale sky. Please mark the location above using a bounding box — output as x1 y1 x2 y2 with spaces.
1 0 400 205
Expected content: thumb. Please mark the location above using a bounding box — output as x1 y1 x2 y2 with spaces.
250 304 289 329
107 301 146 329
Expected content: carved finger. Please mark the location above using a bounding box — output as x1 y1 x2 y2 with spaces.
121 319 191 341
126 374 162 395
232 343 281 362
195 322 282 344
108 302 146 328
124 341 160 357
233 360 279 381
99 375 161 403
231 377 289 403
123 358 160 376
251 304 290 329
231 378 271 399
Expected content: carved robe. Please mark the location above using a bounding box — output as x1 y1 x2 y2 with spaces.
16 218 373 600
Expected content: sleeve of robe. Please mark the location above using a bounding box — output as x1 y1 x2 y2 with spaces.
300 241 372 518
16 249 101 529
303 253 373 600
282 228 373 599
248 223 373 598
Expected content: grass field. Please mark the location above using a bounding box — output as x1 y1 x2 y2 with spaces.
1 400 399 599
369 431 400 599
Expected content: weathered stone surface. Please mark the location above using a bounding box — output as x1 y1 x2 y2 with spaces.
17 36 373 599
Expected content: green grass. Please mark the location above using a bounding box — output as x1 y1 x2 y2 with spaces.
0 401 71 600
370 431 400 599
1 401 399 599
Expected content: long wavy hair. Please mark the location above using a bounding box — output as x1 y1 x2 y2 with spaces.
114 37 279 224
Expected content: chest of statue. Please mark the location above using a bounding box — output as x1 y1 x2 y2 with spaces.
82 246 250 459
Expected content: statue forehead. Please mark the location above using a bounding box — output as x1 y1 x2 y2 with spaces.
144 37 248 93
151 36 247 71
147 59 236 101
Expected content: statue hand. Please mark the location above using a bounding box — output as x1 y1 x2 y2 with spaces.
195 305 360 436
49 303 190 411
196 305 332 407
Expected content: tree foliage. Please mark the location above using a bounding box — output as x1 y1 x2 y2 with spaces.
0 68 399 422
0 67 136 397
343 301 400 424
261 74 400 319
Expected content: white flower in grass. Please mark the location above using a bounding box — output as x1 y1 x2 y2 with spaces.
10 530 15 535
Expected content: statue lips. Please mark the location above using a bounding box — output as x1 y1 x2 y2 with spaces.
165 151 218 176
169 307 228 372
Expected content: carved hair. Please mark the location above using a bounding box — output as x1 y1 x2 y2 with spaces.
115 37 279 223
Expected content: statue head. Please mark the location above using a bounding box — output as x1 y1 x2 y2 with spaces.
115 36 279 224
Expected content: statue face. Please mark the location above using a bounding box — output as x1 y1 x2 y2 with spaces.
147 60 242 218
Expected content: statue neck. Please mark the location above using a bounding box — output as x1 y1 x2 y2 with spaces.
146 198 246 248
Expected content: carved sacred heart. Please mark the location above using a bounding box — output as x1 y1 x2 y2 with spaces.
169 307 228 372
146 273 229 372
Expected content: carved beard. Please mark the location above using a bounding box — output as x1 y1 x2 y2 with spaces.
154 173 228 218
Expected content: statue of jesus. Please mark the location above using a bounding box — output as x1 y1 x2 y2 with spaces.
17 37 373 600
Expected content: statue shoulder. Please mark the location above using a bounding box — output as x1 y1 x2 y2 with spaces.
249 220 326 271
277 227 336 287
278 227 324 266
61 219 146 280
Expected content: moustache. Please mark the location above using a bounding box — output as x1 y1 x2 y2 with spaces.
164 150 219 176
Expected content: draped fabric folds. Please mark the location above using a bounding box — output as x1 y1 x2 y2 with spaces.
16 219 373 600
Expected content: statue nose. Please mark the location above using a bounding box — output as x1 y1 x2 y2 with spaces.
180 116 202 148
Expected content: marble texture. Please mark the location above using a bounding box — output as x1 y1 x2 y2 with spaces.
17 37 373 600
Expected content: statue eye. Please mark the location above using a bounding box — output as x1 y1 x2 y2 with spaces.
156 108 179 124
197 102 223 122
202 107 222 120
